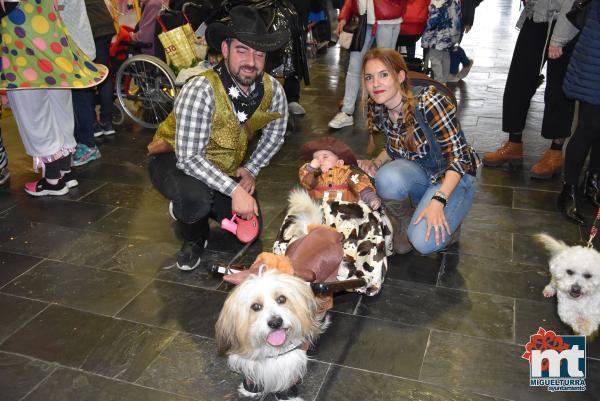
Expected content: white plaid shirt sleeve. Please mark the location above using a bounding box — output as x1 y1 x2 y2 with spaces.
174 76 239 196
243 78 288 176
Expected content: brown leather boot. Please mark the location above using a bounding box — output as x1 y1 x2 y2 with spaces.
382 198 414 254
530 149 562 179
482 141 523 167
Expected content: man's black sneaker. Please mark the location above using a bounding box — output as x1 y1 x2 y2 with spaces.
176 239 208 271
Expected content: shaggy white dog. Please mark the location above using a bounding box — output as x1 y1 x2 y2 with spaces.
536 233 600 336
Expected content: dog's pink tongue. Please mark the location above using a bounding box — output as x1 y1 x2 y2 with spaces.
267 329 287 347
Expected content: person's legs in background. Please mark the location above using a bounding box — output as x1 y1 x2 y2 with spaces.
0 123 9 187
448 45 473 82
429 48 451 83
93 34 115 138
8 89 77 197
72 88 101 166
483 19 549 169
530 34 577 179
582 141 600 207
284 75 306 115
328 25 375 129
559 102 600 224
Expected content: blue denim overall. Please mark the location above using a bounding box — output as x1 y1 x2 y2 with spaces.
375 107 477 254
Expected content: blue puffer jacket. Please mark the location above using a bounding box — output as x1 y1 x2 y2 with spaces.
563 0 600 105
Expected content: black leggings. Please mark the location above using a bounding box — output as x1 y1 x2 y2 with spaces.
564 102 600 185
45 155 72 180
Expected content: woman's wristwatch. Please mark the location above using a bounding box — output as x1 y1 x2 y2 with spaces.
431 190 447 207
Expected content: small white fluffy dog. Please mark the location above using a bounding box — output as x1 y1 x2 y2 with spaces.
537 233 600 336
215 269 327 401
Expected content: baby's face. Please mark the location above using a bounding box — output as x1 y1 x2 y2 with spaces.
314 150 342 172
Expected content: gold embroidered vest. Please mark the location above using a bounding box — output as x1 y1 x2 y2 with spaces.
203 70 280 176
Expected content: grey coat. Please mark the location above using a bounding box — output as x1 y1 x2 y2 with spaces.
516 0 580 48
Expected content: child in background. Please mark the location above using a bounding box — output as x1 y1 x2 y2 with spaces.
421 0 462 83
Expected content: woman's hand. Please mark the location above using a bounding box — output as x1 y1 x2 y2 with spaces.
414 200 451 246
358 159 378 177
336 19 347 36
548 46 563 59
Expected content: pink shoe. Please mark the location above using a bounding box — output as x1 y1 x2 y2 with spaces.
24 179 69 197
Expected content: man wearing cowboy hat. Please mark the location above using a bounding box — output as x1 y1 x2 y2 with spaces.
148 6 290 271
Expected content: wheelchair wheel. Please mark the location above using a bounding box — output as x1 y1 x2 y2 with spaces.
112 100 125 126
115 55 177 129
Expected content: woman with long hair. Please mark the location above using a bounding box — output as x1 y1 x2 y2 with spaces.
358 48 480 254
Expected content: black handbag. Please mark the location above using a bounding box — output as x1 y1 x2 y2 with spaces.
566 0 591 30
349 13 368 52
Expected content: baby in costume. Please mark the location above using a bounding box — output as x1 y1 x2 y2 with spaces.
298 137 381 210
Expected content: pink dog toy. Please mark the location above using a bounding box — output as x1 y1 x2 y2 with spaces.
221 213 259 243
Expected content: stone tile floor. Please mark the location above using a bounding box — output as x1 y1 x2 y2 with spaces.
1 0 599 400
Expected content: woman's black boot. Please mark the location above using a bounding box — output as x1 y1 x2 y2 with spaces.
582 171 600 207
557 183 585 225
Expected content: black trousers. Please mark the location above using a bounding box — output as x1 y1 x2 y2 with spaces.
284 75 301 103
148 153 261 241
502 18 576 139
564 102 600 185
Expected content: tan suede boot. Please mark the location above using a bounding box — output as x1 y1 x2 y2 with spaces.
383 198 414 254
482 142 523 167
529 149 562 179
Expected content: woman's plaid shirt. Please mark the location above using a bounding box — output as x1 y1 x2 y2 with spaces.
369 86 481 176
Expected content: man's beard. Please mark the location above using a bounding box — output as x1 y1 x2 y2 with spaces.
229 64 260 86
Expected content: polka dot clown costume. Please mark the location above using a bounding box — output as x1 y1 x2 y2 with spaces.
0 0 108 89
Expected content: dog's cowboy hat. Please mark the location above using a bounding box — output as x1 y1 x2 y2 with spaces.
299 137 358 166
205 6 289 53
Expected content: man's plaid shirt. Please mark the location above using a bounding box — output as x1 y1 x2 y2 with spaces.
174 74 288 196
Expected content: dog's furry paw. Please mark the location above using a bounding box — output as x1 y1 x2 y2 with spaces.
543 284 556 298
237 382 261 399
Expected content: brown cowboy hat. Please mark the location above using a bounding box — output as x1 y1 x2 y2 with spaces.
205 6 289 53
299 137 358 166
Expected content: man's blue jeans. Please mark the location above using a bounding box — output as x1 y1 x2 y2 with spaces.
375 158 476 254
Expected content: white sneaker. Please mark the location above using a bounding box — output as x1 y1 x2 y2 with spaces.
457 59 474 80
288 102 306 115
328 112 354 129
447 74 460 83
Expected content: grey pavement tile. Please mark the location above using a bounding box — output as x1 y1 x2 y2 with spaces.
21 367 193 401
1 197 114 229
0 352 54 401
358 281 514 341
385 252 443 286
81 320 177 381
100 238 180 277
0 293 47 343
117 281 227 338
474 184 514 208
91 208 179 244
316 365 501 401
439 254 550 301
1 305 113 367
2 260 151 315
309 312 430 379
0 251 42 287
444 227 513 261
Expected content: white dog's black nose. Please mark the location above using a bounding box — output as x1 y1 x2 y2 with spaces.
268 316 283 329
571 284 582 294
